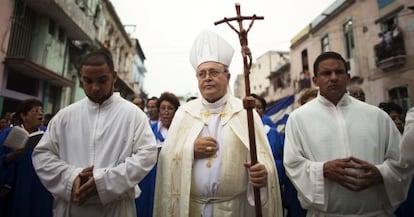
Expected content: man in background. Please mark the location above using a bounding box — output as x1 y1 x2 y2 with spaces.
132 96 146 111
146 97 159 125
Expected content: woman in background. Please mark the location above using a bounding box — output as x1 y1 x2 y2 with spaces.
0 99 52 217
135 92 180 217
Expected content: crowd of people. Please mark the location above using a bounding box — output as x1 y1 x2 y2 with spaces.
0 29 413 217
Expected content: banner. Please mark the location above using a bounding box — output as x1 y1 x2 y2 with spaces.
264 95 295 133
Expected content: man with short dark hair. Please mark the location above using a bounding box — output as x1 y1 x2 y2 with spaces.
32 49 157 217
284 51 403 216
348 85 366 102
133 96 146 111
146 97 159 125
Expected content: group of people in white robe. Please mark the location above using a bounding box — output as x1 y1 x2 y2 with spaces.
1 29 414 217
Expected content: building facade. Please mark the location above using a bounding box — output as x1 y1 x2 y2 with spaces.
290 0 413 112
235 50 289 100
0 0 147 116
1 0 97 115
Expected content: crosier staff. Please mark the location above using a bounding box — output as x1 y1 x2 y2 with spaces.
214 3 264 217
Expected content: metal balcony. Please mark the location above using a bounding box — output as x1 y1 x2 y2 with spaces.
374 31 406 72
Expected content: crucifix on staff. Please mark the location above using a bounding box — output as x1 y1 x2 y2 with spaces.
215 3 265 217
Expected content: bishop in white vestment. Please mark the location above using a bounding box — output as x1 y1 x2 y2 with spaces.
153 29 282 217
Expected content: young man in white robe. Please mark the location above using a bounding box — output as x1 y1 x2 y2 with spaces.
153 29 283 217
284 51 404 216
32 49 158 217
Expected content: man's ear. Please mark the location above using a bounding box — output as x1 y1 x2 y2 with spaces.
312 76 318 86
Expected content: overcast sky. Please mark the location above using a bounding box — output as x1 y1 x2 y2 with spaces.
111 0 335 98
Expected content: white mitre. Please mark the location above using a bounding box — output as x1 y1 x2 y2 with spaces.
189 29 235 70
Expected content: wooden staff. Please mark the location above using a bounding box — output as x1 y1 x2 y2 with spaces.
215 3 264 217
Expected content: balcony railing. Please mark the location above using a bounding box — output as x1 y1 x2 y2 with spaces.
374 30 406 72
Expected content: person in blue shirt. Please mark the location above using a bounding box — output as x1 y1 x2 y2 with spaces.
252 93 307 217
0 99 52 217
135 92 180 217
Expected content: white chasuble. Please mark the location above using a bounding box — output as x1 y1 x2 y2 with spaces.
154 94 283 217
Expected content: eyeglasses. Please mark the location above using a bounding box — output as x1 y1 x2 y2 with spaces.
196 69 225 79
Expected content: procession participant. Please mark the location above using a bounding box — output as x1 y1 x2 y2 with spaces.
32 49 157 217
284 51 403 216
153 29 282 217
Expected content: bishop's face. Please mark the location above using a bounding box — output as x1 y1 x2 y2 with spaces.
196 61 230 103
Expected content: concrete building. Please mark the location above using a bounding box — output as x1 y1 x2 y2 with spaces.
235 50 289 100
266 61 294 103
290 0 414 111
1 0 97 114
131 38 147 97
98 0 135 100
234 74 245 99
0 0 147 115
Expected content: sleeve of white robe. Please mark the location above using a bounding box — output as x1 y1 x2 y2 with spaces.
32 115 83 203
383 107 414 207
399 108 414 167
93 114 157 204
375 112 406 208
283 115 326 210
32 110 158 204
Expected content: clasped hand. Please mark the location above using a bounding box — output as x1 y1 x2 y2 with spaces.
72 166 97 205
323 157 383 191
193 136 218 159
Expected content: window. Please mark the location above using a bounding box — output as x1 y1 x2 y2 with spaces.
6 69 40 96
377 0 395 10
388 85 410 113
321 35 330 52
48 20 56 36
343 20 355 59
301 49 309 72
58 27 65 42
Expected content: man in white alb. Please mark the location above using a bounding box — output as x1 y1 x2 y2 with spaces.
284 51 405 216
32 49 157 217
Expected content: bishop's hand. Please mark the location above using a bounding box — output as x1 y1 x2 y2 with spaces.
193 136 218 159
244 162 268 188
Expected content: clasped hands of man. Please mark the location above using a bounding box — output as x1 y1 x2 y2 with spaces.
193 136 268 188
72 166 97 205
323 157 383 191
